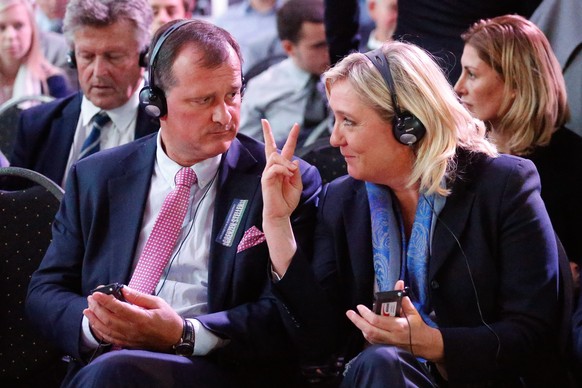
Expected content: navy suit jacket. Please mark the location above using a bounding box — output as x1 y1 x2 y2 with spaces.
274 150 566 386
25 133 321 381
11 92 160 185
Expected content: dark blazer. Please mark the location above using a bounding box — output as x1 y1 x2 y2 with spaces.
526 126 582 266
10 92 160 185
573 276 582 380
25 133 321 384
274 150 566 386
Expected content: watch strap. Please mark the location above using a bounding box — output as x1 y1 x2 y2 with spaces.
173 318 195 356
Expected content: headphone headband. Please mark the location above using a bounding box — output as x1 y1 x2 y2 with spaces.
364 49 401 117
147 19 194 91
140 19 194 118
363 48 426 146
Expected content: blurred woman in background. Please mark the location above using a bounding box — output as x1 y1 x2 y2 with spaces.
0 0 71 105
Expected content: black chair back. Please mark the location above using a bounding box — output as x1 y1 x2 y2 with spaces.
0 95 55 159
0 167 66 387
296 136 347 185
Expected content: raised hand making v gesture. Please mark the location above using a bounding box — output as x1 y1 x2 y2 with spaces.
261 119 304 277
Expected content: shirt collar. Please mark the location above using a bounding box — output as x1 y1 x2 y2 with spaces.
80 78 145 128
285 58 316 91
155 132 222 190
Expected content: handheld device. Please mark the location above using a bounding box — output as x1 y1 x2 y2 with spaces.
90 283 126 302
373 288 408 317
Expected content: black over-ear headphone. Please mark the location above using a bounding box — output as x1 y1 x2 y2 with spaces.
139 19 193 118
66 49 148 69
363 48 426 145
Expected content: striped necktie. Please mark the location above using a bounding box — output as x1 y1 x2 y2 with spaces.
79 111 110 159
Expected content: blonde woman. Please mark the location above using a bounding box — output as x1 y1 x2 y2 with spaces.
0 0 70 105
262 41 565 386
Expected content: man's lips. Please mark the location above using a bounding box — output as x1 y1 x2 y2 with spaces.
209 127 237 137
340 149 354 159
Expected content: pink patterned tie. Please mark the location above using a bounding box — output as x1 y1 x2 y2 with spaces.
129 167 197 294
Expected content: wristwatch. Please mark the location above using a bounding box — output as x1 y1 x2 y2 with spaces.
173 319 195 356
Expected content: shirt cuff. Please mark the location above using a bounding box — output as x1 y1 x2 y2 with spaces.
191 318 228 355
81 314 102 352
270 264 282 283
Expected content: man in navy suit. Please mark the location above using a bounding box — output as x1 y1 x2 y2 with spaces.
25 18 321 387
11 0 159 187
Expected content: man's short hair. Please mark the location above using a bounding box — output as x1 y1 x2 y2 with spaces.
276 0 324 44
151 19 242 94
63 0 153 51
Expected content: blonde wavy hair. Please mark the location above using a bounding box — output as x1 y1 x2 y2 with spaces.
323 41 497 196
0 0 61 91
461 14 569 156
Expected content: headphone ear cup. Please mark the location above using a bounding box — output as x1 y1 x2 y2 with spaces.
393 112 426 145
139 85 167 118
67 51 77 69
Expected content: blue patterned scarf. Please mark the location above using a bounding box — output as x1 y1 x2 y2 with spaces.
366 183 437 327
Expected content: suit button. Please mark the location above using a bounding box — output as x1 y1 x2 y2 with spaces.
430 280 439 289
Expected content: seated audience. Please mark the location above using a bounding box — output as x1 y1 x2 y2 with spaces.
0 0 71 106
261 41 567 386
455 14 582 288
149 0 195 34
239 0 330 147
212 0 285 74
25 18 320 387
10 0 159 187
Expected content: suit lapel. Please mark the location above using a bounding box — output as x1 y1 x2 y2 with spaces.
343 181 375 301
46 94 82 183
106 137 157 282
430 169 476 280
208 138 260 311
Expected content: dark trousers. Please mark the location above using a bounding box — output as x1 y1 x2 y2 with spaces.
62 349 238 388
340 345 437 388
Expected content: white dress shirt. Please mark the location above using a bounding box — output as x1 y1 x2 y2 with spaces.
239 57 314 145
81 131 226 355
63 81 145 186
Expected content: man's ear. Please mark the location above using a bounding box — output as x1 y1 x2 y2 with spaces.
281 39 295 56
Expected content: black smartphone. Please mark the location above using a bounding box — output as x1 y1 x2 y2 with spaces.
373 288 408 317
90 283 126 302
